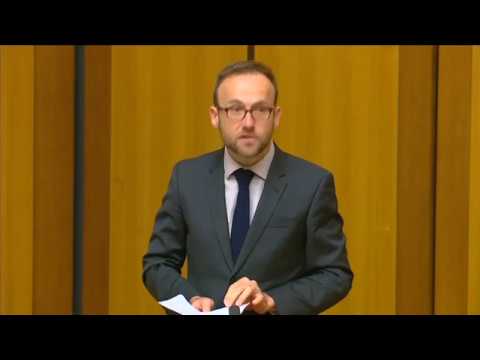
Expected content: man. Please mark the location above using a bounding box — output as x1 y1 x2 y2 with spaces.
142 61 353 315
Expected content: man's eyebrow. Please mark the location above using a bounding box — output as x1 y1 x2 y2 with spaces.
223 100 272 107
251 100 272 107
223 99 244 106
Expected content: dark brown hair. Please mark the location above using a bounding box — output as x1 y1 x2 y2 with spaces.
213 60 278 106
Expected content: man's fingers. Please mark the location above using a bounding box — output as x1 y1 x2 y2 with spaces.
251 292 264 306
201 298 214 312
224 278 251 306
191 296 214 312
191 303 202 311
235 286 253 306
190 297 202 311
224 286 245 306
225 279 262 306
236 280 262 306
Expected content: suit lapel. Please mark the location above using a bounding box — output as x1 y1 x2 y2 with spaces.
207 150 234 272
232 146 288 275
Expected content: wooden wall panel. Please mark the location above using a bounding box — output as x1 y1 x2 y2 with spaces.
436 46 480 314
83 46 247 314
33 46 74 314
468 46 480 314
0 46 74 314
83 46 111 314
0 46 35 314
436 46 470 314
396 46 436 314
256 45 436 314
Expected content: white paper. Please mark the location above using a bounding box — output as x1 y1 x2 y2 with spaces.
159 294 248 315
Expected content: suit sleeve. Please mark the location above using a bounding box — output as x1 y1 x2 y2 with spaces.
267 172 353 314
142 163 200 303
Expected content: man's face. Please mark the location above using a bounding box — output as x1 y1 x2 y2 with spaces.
210 73 281 166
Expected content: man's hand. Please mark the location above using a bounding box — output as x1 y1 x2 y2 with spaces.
190 296 215 312
224 277 276 314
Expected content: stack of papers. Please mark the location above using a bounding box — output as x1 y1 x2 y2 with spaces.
159 294 248 315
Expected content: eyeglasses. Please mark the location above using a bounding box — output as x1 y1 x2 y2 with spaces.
217 105 274 122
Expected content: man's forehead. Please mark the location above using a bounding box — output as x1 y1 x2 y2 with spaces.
220 72 272 85
218 73 274 100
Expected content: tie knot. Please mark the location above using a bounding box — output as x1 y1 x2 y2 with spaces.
233 168 255 188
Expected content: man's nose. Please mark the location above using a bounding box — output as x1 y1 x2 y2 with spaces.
242 111 255 128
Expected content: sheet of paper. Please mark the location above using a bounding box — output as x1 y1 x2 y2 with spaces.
159 294 248 315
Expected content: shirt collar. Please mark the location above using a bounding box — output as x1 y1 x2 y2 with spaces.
224 142 275 181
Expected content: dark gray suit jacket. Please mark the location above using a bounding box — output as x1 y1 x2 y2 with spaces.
142 145 353 314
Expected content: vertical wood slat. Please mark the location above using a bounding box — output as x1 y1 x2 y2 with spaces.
0 46 74 314
435 46 471 314
436 46 480 314
396 46 436 314
467 46 480 314
83 46 111 314
0 46 35 314
33 46 74 314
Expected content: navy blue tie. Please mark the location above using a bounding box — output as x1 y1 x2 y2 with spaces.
231 169 255 263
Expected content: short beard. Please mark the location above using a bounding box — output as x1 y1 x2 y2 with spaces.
219 120 274 166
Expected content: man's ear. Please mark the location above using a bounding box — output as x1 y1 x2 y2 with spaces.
210 106 219 128
274 106 281 129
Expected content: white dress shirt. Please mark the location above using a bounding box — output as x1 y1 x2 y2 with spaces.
224 142 275 235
